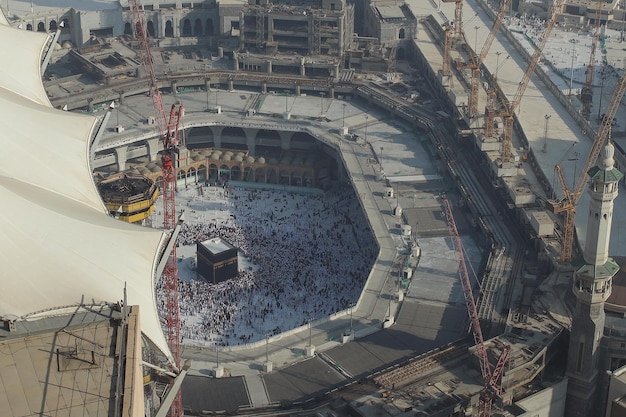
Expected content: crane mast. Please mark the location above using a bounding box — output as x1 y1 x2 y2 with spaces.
442 197 510 417
466 0 511 118
485 0 565 160
581 0 603 120
548 69 626 263
128 1 183 416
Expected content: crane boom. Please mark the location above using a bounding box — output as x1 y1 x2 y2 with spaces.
468 0 511 117
442 196 510 417
497 0 565 160
581 0 603 120
128 1 183 416
548 67 626 263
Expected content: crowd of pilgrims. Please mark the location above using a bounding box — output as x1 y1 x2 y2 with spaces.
156 183 378 347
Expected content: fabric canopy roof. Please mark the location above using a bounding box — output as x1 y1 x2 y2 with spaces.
0 14 173 365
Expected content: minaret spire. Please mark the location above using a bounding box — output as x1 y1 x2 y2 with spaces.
565 140 623 417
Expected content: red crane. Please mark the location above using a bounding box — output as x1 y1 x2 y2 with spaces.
442 196 511 417
128 2 183 416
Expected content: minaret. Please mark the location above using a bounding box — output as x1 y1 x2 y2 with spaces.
565 142 623 417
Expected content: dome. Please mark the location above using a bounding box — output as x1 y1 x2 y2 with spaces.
200 149 212 156
222 154 232 161
246 156 255 163
601 142 616 170
234 155 244 162
210 153 221 160
257 157 266 164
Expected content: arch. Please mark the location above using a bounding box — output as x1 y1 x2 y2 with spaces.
222 127 247 146
231 166 242 181
124 22 133 36
219 165 231 181
291 172 302 186
182 19 192 37
194 18 203 36
209 164 219 182
399 28 405 39
197 164 207 182
26 23 33 31
255 168 265 183
165 20 174 37
206 18 214 35
291 131 317 150
37 22 46 32
49 20 57 31
396 47 406 60
177 170 186 180
243 167 253 182
147 21 155 37
188 167 197 184
256 129 281 142
186 126 214 148
266 168 277 184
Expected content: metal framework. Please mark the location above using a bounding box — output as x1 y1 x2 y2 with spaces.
486 0 565 160
442 196 510 417
548 70 626 263
581 0 603 120
128 1 183 416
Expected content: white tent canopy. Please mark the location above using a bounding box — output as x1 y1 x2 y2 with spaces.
0 14 173 365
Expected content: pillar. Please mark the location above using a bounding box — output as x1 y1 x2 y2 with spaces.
261 82 267 93
295 85 301 96
212 126 224 148
228 79 234 91
279 131 292 150
146 138 161 161
246 129 258 155
171 81 178 95
114 146 128 172
329 86 335 99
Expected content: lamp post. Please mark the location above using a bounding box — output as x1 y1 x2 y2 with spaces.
569 39 579 99
598 69 606 123
265 334 269 363
342 103 347 128
365 115 369 146
320 92 325 117
380 146 384 170
206 83 210 111
474 25 480 55
495 51 502 81
569 151 580 189
215 84 219 108
350 305 354 333
542 114 551 153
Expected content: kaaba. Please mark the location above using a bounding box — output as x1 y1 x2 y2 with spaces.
196 237 239 283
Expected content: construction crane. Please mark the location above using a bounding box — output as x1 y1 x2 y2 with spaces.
128 1 184 416
465 0 511 117
441 196 511 417
442 0 464 45
486 0 565 161
547 70 626 264
581 0 604 120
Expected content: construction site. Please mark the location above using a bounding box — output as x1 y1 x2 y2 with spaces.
7 0 626 416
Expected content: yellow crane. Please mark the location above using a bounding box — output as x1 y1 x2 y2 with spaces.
547 70 626 263
465 0 511 118
485 0 565 161
581 0 604 120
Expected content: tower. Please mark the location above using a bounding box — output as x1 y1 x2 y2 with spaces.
565 142 623 417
